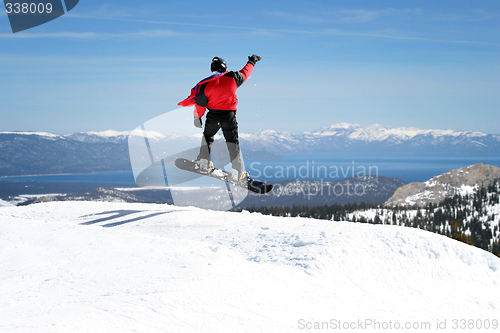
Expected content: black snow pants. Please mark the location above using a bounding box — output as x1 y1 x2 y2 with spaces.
197 110 243 173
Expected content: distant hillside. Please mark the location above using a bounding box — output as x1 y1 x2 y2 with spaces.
0 132 131 176
386 163 500 207
30 187 157 205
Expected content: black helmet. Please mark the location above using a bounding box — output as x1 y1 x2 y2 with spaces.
211 57 227 73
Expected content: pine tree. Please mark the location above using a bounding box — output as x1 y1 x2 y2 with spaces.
449 220 474 246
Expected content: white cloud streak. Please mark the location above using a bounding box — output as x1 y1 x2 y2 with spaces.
263 8 423 24
0 9 497 46
0 29 191 39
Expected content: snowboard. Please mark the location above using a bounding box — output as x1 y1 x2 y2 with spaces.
175 158 273 195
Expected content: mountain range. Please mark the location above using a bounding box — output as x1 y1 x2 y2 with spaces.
238 123 500 154
0 123 498 176
68 123 500 154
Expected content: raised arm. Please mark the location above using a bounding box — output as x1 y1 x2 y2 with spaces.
229 55 261 87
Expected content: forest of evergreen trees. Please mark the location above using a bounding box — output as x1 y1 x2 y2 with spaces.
245 181 500 257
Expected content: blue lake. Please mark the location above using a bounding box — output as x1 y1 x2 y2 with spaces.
0 153 499 184
246 153 500 183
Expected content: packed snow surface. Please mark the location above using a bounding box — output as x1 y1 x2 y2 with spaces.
1 202 499 333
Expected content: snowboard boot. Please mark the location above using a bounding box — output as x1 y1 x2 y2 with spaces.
231 169 249 185
197 158 214 174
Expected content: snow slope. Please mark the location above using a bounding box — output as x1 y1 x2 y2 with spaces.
0 199 13 207
1 202 499 333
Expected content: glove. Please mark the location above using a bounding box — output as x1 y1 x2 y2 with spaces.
194 117 202 128
248 54 261 66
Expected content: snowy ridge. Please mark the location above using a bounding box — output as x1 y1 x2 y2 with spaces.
3 123 498 154
0 131 62 139
312 123 488 141
59 123 498 146
239 123 499 154
85 130 131 138
65 130 166 144
387 163 500 207
0 201 499 332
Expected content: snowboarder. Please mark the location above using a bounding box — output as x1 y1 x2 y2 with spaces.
178 54 261 183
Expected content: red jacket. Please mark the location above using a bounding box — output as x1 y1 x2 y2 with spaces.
178 62 254 118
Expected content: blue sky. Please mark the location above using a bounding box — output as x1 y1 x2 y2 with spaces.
0 0 498 135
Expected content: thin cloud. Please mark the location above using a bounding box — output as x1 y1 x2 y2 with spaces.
66 4 154 20
67 13 257 32
262 11 330 24
61 8 500 46
320 29 500 46
428 9 500 22
0 31 102 39
264 8 423 24
257 27 500 46
2 10 496 46
0 55 205 63
0 29 193 40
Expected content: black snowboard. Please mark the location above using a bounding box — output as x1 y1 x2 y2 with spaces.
175 158 273 195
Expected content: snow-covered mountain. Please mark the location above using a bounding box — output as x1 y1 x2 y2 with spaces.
0 131 62 139
65 130 166 144
239 123 500 154
0 201 499 332
312 123 489 141
56 123 500 154
386 163 500 207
